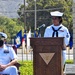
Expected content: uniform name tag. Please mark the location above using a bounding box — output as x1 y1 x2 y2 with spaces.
4 50 9 53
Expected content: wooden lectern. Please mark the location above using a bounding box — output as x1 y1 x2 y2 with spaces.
30 37 64 75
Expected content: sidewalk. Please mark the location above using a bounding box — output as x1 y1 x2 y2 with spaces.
66 47 73 60
17 47 73 61
17 48 33 61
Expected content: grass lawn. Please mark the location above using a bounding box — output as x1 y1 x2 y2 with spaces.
19 60 73 75
19 61 33 75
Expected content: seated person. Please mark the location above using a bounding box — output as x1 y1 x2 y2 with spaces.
0 32 18 75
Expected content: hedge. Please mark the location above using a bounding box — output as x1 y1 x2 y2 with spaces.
19 60 73 75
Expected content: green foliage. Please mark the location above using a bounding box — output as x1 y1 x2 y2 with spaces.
19 60 74 75
18 0 73 35
0 0 73 40
19 61 33 75
66 59 73 64
0 16 24 42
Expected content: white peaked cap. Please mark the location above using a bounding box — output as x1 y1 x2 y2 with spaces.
0 32 7 39
50 11 63 17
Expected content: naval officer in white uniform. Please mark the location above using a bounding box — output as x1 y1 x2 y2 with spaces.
0 32 18 75
44 11 70 68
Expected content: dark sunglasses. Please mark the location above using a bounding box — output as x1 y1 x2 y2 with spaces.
52 17 58 20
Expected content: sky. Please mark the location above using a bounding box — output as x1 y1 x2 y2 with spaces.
0 0 74 18
73 0 75 2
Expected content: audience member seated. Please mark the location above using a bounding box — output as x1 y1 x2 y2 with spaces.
0 32 18 75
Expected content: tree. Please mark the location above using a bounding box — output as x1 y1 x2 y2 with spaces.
17 0 73 36
0 16 24 42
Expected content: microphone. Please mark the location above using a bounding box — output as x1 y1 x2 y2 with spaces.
37 24 45 30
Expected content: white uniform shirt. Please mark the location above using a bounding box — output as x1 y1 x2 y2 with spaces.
44 24 70 46
0 44 17 65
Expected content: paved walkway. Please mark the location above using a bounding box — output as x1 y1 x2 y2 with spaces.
17 48 33 61
66 47 73 60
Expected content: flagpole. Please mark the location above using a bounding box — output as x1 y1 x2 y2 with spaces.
22 0 26 62
24 0 26 30
24 0 28 61
34 0 37 30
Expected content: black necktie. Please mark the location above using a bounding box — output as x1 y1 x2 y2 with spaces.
52 26 62 37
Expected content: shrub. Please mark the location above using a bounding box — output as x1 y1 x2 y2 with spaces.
65 60 73 64
19 60 73 75
19 61 33 75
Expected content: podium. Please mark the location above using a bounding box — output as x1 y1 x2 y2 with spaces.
30 37 64 75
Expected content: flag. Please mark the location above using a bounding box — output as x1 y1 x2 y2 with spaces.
34 29 41 37
38 29 41 37
22 37 26 53
69 35 73 49
22 30 27 53
27 29 31 51
24 30 27 44
34 30 38 37
14 30 22 48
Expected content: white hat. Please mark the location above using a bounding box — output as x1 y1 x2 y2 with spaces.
50 11 63 17
0 32 7 39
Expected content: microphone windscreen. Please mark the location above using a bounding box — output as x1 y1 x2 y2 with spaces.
42 24 45 27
